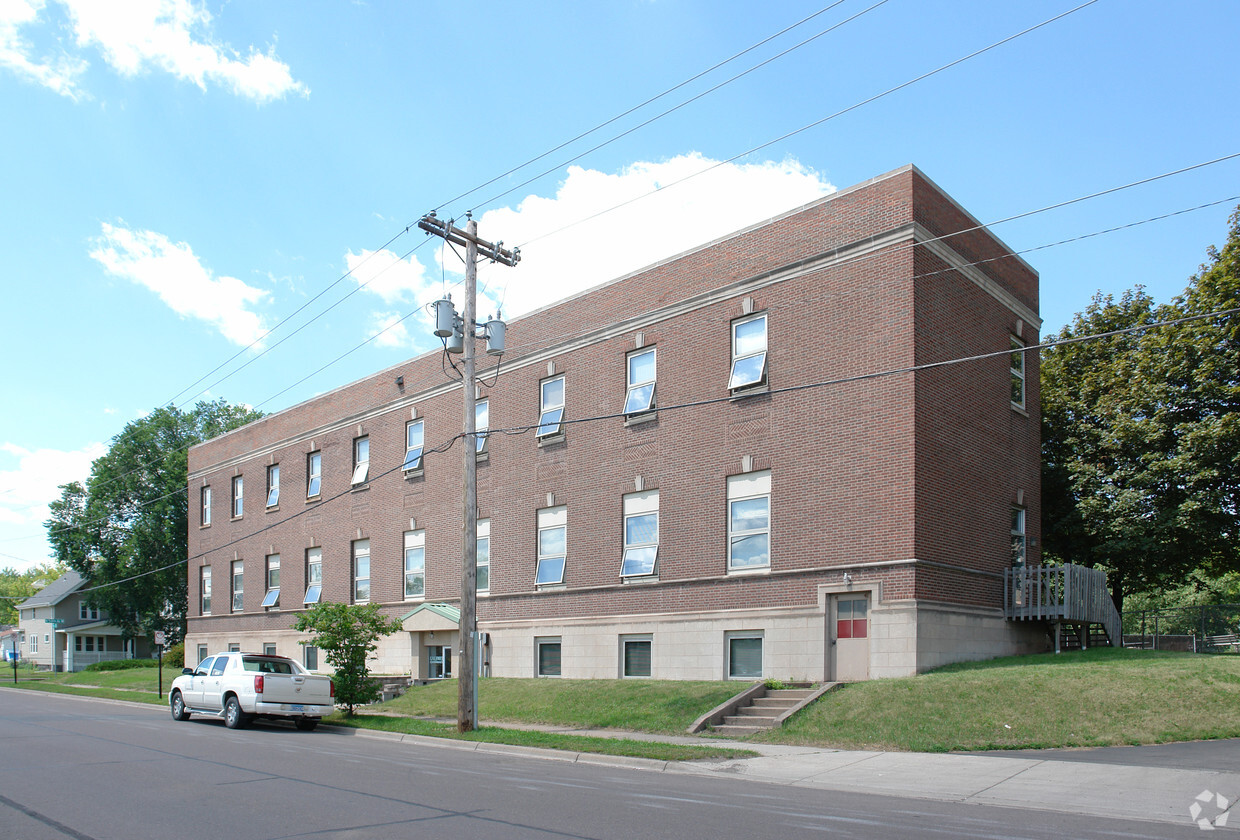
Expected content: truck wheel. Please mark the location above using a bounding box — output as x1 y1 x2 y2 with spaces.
224 696 249 729
295 719 319 731
170 691 191 722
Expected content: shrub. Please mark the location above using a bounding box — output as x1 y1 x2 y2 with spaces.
161 641 185 668
84 659 158 672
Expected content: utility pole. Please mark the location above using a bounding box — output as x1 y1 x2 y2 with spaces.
419 212 519 732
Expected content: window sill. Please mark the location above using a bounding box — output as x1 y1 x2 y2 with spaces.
620 575 660 585
537 432 566 447
476 452 490 464
727 565 771 577
536 582 566 591
230 516 242 522
199 523 211 530
351 483 369 493
403 468 424 481
1010 404 1030 418
306 496 321 504
265 506 279 514
624 411 658 428
729 384 770 401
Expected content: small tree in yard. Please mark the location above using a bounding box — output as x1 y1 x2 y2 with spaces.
294 602 402 715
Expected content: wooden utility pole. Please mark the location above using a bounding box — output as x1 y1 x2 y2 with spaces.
417 212 519 732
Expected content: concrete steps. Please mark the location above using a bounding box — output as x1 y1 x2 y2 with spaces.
710 687 820 737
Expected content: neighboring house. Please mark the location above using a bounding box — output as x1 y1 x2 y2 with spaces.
185 165 1045 682
15 572 151 671
2 626 20 662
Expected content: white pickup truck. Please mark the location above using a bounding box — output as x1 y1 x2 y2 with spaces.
169 652 335 730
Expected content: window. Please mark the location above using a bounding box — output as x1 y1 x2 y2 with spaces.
727 633 763 679
225 645 239 656
537 376 564 438
1010 337 1026 409
477 519 490 594
261 554 280 608
404 530 425 599
231 560 244 612
536 638 562 677
475 399 489 454
353 539 370 602
622 636 652 678
201 486 211 526
352 436 370 485
837 599 868 639
79 602 99 621
196 644 208 664
729 313 768 390
624 348 656 414
307 451 322 498
200 566 212 615
263 643 277 656
304 548 322 604
29 634 37 653
1011 507 1027 567
231 475 244 518
304 645 318 671
266 465 280 507
728 471 771 571
535 506 567 586
621 491 659 578
403 420 425 471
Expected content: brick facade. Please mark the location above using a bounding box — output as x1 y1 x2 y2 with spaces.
185 165 1044 681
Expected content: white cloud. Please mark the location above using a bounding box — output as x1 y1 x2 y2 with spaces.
0 0 88 99
473 153 834 318
0 0 306 103
90 222 269 346
0 440 105 571
346 248 433 305
368 311 413 350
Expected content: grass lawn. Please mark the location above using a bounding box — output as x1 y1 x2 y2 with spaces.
762 647 1240 752
9 648 1240 754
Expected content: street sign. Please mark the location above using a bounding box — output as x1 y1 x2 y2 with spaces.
45 618 64 627
155 631 166 646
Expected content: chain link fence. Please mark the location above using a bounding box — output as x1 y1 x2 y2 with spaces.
1122 604 1240 652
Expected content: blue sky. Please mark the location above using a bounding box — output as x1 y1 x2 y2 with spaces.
1 0 1237 573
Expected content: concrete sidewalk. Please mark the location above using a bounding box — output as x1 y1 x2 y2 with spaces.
405 721 1240 830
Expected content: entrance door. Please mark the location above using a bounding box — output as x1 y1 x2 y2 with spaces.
831 594 870 681
427 645 451 680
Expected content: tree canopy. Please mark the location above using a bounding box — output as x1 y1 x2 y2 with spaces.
293 602 402 715
44 400 262 643
0 564 65 625
1041 207 1240 611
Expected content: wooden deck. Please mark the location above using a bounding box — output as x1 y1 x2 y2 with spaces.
1005 563 1122 648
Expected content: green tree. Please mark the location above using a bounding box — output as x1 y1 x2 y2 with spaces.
293 602 402 715
0 564 65 624
1042 208 1240 612
44 400 262 645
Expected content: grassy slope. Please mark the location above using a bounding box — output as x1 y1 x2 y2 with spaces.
764 648 1240 752
10 649 1240 753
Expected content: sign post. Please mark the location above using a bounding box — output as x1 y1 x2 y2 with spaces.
155 631 166 697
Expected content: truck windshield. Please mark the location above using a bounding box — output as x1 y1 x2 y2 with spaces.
241 656 296 674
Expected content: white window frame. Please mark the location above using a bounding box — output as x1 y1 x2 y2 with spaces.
727 471 771 572
537 376 565 438
261 553 280 609
620 490 659 578
1010 336 1026 409
1011 507 1027 567
729 313 768 390
231 475 243 519
351 436 370 486
201 485 211 526
536 637 562 677
79 602 99 621
266 464 280 508
200 566 211 615
477 519 491 594
263 643 277 656
29 634 38 653
624 347 656 415
353 539 371 603
535 506 567 586
475 399 489 454
726 631 764 679
404 530 425 600
403 420 425 471
231 560 244 613
304 547 323 605
307 451 322 498
621 634 652 678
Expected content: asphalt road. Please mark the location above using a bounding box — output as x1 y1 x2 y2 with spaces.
0 690 1215 840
